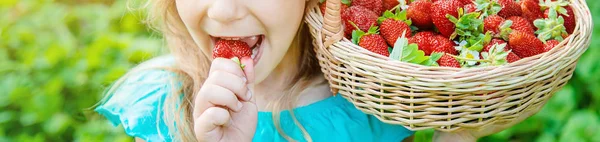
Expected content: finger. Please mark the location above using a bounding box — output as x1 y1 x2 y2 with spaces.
210 58 245 78
194 84 243 118
194 107 231 140
205 70 249 101
241 57 254 83
241 57 255 102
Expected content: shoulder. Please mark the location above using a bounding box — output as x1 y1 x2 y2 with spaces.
95 55 180 142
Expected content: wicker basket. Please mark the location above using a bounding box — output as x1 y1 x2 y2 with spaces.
304 0 593 132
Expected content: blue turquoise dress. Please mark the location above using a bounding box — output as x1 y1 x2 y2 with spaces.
95 57 414 142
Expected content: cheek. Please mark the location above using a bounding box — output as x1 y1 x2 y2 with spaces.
256 1 306 33
175 0 213 56
175 0 207 29
255 0 306 50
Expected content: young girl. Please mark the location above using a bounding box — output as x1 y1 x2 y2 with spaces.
95 0 531 141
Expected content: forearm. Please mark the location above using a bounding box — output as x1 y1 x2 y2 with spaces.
433 131 477 142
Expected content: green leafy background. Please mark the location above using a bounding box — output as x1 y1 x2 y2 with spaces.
0 0 598 141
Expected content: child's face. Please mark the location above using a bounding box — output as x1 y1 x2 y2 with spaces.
176 0 307 83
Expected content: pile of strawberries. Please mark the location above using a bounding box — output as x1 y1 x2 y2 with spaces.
319 0 574 68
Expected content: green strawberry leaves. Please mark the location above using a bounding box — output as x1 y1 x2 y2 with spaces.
454 42 510 67
447 8 491 52
351 23 379 45
480 43 509 66
498 20 513 40
534 8 569 42
448 8 485 41
540 0 570 16
377 8 412 25
475 0 502 17
341 0 351 5
389 33 441 66
352 30 366 45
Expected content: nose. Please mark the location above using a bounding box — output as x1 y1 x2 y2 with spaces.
207 0 246 23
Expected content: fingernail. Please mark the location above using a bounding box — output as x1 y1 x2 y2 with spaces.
247 90 253 100
242 77 247 83
237 101 243 110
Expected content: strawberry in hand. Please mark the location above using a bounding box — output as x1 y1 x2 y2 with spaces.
213 39 254 71
213 40 252 59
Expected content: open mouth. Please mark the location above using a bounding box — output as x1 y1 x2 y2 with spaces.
211 35 264 65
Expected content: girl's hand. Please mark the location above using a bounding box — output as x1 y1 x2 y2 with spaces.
193 57 257 142
432 109 538 142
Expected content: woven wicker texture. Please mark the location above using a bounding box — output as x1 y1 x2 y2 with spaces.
304 0 593 132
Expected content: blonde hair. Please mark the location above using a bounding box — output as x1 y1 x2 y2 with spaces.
100 0 323 141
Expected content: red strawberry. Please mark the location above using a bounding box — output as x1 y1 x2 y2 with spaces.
437 54 461 68
342 6 379 38
431 0 462 38
383 0 408 11
381 19 411 47
320 1 350 16
483 39 512 52
352 0 385 15
353 26 390 56
213 40 251 59
464 3 477 13
409 31 437 55
407 0 434 29
507 16 535 34
431 35 458 55
519 0 543 24
506 52 521 63
544 40 560 52
545 6 575 34
458 0 473 6
379 10 412 46
484 15 506 35
508 31 545 58
497 0 522 18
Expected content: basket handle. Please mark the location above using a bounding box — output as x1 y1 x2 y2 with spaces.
321 0 344 48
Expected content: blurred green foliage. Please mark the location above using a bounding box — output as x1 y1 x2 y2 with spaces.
0 0 598 141
0 0 163 141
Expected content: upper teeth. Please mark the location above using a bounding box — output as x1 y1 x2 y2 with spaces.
222 37 241 40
